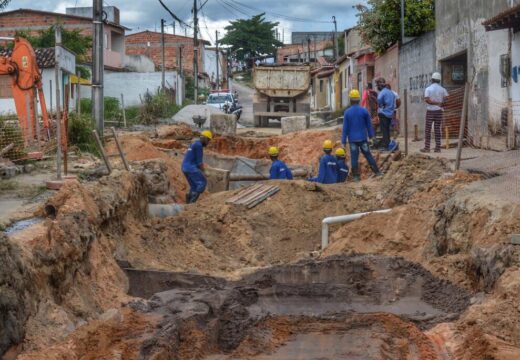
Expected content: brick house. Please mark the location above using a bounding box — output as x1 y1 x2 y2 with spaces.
125 31 210 75
0 7 128 69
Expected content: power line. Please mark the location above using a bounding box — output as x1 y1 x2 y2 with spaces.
158 0 192 28
228 0 333 24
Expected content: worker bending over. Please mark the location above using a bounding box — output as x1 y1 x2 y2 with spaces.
308 140 338 184
335 148 349 183
342 90 381 182
181 130 213 204
268 146 293 180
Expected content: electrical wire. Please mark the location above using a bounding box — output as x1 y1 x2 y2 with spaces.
228 0 332 24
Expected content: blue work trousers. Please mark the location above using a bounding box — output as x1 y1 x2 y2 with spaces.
349 141 379 175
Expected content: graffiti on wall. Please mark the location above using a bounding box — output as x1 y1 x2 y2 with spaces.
408 73 433 103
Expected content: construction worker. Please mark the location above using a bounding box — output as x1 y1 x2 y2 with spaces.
376 77 396 150
307 140 338 184
422 72 449 153
181 130 213 204
335 148 349 183
342 89 382 182
268 146 293 180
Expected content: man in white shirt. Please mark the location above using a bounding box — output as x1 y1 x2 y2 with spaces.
421 72 449 153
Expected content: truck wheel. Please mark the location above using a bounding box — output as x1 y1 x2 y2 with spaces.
261 117 269 127
254 116 261 127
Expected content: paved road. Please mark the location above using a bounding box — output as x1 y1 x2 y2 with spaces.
231 80 254 126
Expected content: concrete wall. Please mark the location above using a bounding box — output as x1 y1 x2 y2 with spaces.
436 0 520 148
513 31 520 136
375 44 399 92
204 49 224 87
83 71 181 107
124 55 156 72
399 31 437 133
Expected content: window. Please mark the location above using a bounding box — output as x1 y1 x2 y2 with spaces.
104 33 108 49
320 80 323 92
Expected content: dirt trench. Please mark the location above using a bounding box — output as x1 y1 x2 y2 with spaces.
4 126 520 359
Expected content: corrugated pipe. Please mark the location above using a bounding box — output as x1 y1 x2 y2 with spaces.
321 209 392 250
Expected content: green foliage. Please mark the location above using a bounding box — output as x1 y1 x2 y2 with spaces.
0 0 11 10
0 118 26 160
219 13 283 65
185 76 195 100
356 0 435 54
14 25 93 78
79 97 122 121
139 89 180 125
338 36 345 56
124 106 141 124
67 113 98 154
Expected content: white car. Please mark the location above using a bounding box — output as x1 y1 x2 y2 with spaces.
206 92 235 110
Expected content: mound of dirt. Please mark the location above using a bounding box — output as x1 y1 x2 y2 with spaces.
122 180 380 278
208 128 341 166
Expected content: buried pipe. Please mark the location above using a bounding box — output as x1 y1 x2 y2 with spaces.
229 169 309 182
321 209 392 250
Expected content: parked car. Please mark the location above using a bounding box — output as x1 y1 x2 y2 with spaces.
206 92 235 110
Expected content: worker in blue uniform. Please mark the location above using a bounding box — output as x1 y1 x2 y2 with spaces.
335 148 349 183
307 140 338 184
182 130 213 204
342 89 382 182
268 146 293 180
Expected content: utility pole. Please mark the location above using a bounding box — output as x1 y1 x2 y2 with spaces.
173 21 176 35
92 0 104 137
307 38 311 63
54 26 62 181
332 16 338 59
215 30 220 91
282 28 284 45
401 0 405 44
161 18 166 90
193 0 199 103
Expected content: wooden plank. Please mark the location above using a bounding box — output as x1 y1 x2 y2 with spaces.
246 187 280 209
235 185 274 205
226 184 263 204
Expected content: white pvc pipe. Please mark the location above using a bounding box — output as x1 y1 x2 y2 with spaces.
321 209 392 250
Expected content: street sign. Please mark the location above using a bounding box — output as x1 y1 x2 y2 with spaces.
55 46 76 74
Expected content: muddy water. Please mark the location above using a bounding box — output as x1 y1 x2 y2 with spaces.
127 255 471 359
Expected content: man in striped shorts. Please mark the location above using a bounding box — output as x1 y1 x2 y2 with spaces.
421 72 449 153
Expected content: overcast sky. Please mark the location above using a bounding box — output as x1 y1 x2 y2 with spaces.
3 0 365 44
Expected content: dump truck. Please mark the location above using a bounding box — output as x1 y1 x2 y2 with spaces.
253 64 311 127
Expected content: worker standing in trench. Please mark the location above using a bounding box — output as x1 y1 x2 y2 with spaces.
307 140 338 184
342 89 382 182
268 147 293 180
181 130 213 204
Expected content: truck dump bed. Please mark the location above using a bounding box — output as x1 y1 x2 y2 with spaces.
253 65 311 98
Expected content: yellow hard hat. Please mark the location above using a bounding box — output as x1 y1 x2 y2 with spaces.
335 148 346 157
349 89 361 100
323 139 333 150
268 146 279 156
201 130 213 140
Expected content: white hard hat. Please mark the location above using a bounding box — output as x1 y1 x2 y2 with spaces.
432 72 442 81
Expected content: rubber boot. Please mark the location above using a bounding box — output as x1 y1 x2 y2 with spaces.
188 192 200 204
185 193 191 204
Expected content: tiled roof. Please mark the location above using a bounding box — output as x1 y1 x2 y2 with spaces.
0 47 56 68
482 3 520 31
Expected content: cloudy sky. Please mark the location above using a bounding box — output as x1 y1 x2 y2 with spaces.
3 0 365 44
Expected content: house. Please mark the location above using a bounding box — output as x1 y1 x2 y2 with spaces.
0 47 82 115
0 7 129 70
335 55 353 110
311 57 335 111
436 0 520 149
291 32 342 46
374 43 399 93
277 40 333 64
483 2 520 148
343 28 375 97
204 47 228 89
125 31 209 75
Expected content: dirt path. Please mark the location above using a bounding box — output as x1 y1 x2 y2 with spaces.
231 79 254 126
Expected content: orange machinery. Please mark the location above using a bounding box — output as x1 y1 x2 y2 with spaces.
0 36 49 142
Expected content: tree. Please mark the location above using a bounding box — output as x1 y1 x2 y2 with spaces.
0 1 11 10
14 25 93 78
219 13 282 67
356 0 435 54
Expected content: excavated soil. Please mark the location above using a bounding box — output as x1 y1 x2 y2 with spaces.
4 125 520 359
